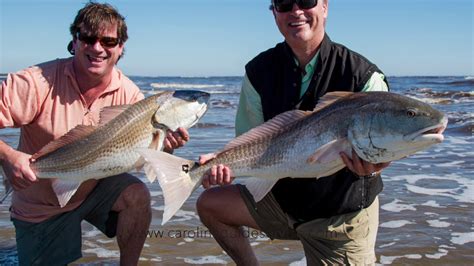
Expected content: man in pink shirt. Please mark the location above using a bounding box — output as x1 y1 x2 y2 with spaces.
0 3 188 265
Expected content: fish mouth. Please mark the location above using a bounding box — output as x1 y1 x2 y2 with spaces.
404 117 448 143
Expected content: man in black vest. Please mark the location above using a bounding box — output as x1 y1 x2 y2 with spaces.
197 0 391 264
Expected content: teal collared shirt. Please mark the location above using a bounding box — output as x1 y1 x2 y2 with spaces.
235 53 388 136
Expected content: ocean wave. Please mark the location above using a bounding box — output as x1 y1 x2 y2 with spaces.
150 83 225 89
381 199 417 212
389 173 474 203
0 245 17 265
380 220 415 228
417 78 474 86
445 122 473 135
406 94 454 105
451 232 474 245
407 87 474 99
178 255 228 264
211 99 236 108
194 122 225 128
427 219 451 228
379 254 422 264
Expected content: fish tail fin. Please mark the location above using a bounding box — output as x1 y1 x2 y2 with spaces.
137 148 199 225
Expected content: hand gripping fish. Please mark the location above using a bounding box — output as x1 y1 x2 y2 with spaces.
1 90 210 207
138 91 448 225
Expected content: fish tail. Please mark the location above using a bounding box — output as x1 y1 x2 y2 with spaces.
137 148 199 225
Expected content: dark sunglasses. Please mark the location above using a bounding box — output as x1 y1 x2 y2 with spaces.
77 33 120 48
271 0 318 13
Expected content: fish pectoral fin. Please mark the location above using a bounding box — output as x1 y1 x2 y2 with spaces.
149 130 165 151
307 139 351 164
136 148 198 225
51 179 82 208
241 178 278 202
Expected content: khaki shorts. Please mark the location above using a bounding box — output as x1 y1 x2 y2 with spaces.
238 184 379 265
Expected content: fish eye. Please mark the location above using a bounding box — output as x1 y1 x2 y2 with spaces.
406 109 417 117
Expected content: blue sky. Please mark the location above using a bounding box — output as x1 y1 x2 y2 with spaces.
0 0 472 76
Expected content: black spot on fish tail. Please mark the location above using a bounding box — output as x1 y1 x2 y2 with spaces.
182 164 190 173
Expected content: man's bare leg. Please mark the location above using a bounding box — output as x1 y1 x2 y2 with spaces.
197 185 260 266
112 183 151 266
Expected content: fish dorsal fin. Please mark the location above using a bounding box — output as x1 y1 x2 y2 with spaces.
223 110 311 151
98 104 131 127
32 125 97 160
313 91 354 112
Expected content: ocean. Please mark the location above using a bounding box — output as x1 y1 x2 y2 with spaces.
0 75 473 265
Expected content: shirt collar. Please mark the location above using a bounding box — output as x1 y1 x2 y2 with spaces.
293 52 319 83
64 57 122 95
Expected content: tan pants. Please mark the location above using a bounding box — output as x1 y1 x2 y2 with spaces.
239 185 379 265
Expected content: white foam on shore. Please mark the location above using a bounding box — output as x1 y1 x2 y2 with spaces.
379 254 422 264
177 255 228 264
437 160 465 167
427 219 451 228
83 247 120 258
425 248 449 259
380 220 414 228
451 232 474 245
83 228 102 238
421 200 443 208
96 239 114 244
381 199 416 212
379 242 396 248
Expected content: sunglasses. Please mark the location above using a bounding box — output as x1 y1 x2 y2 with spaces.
77 33 120 48
271 0 318 13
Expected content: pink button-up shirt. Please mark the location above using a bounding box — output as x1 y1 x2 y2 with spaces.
0 57 144 222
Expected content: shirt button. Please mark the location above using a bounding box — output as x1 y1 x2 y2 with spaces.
293 68 297 72
293 83 297 87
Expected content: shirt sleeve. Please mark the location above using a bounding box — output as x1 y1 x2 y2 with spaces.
235 74 264 136
0 69 42 128
361 72 389 92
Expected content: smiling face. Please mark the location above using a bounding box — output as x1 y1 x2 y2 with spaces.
273 0 328 50
72 23 124 81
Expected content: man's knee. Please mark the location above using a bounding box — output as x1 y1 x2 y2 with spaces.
196 185 240 219
114 182 151 211
196 187 216 217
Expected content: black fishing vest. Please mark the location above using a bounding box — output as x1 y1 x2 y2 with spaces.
245 34 388 222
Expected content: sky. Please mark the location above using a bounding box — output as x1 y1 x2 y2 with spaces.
0 0 472 77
